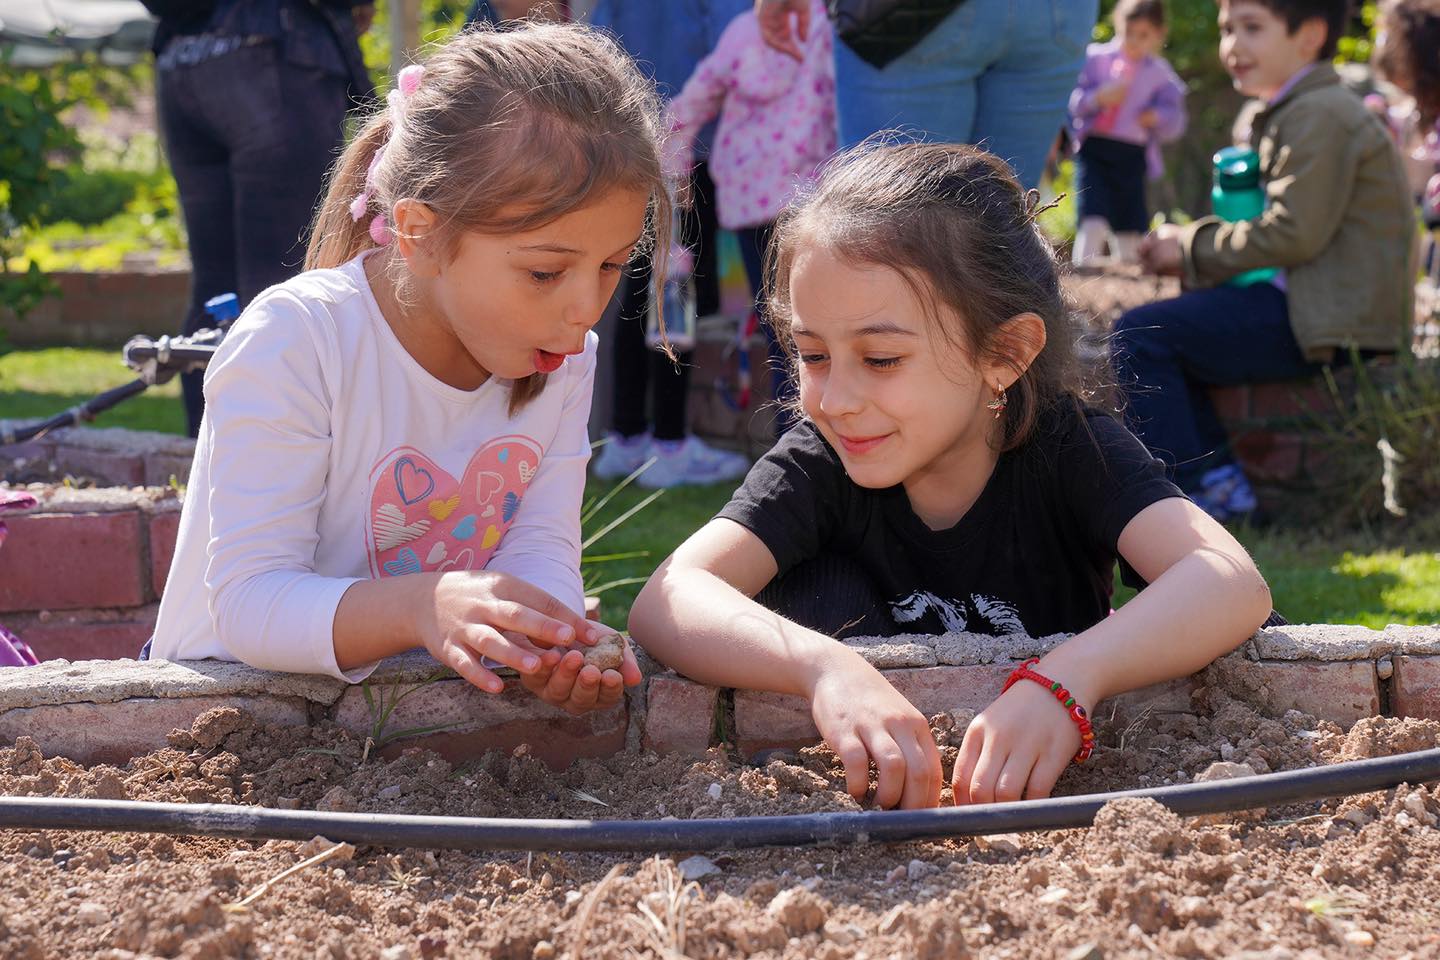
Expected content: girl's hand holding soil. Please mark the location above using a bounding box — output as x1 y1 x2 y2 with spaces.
517 631 643 715
418 570 606 696
808 655 943 810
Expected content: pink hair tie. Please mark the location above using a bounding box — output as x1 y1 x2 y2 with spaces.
369 213 390 245
350 65 425 240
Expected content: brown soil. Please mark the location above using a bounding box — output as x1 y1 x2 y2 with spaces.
3 677 1439 960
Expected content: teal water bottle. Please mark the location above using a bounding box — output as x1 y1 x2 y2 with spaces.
1211 146 1278 287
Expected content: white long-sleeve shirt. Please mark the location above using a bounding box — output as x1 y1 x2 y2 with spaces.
151 253 595 682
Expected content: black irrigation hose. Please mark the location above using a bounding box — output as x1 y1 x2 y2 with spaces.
3 747 1439 853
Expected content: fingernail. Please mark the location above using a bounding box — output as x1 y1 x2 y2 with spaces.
558 625 574 641
523 656 539 671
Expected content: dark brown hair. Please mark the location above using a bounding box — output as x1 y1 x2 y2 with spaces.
1248 0 1353 59
1377 0 1440 124
306 21 669 413
767 141 1085 453
1115 0 1167 29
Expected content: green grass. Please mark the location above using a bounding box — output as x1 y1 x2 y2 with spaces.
583 478 735 628
0 346 184 434
1115 527 1440 627
5 347 1437 628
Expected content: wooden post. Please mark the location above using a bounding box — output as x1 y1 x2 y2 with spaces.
390 0 422 77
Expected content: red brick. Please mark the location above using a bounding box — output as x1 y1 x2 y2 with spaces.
1232 429 1305 483
0 694 308 766
332 677 627 769
148 510 181 598
55 446 148 483
52 447 146 486
1248 380 1327 420
1244 660 1380 725
1393 655 1440 720
641 675 717 754
0 511 146 612
1209 385 1250 422
144 453 195 489
735 664 1013 755
0 438 56 469
10 605 157 661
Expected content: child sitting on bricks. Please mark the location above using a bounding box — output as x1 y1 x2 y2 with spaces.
629 142 1274 810
1111 0 1415 523
149 23 660 712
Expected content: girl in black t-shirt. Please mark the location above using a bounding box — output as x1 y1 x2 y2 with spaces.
629 142 1273 810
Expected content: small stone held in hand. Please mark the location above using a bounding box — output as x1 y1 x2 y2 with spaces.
582 633 624 671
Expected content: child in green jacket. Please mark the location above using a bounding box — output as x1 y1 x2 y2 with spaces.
1112 0 1414 522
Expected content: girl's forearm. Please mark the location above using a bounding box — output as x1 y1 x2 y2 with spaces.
331 573 435 670
629 564 853 698
1036 546 1272 710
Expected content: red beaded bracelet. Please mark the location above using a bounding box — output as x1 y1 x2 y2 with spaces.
1002 658 1096 763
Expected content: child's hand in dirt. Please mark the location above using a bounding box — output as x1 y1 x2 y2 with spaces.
1139 223 1184 275
951 681 1083 805
809 661 943 809
1095 81 1130 109
419 571 605 695
517 629 643 715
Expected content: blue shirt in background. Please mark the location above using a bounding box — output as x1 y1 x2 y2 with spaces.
588 0 750 154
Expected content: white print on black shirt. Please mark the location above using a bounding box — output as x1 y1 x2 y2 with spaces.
890 589 1028 636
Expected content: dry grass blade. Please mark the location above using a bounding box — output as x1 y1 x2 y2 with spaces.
627 857 702 959
568 861 628 958
569 788 609 807
224 842 350 912
1119 704 1155 752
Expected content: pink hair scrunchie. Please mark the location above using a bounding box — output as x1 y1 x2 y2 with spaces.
350 64 427 246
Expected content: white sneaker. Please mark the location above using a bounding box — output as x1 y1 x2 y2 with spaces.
591 431 652 480
637 435 750 489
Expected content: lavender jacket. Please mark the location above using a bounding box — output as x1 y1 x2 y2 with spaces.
1069 39 1187 180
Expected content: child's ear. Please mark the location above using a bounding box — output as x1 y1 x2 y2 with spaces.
1295 16 1328 61
988 312 1048 388
392 199 442 278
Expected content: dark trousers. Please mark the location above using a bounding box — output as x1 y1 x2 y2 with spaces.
1110 282 1316 491
736 221 798 435
1075 135 1149 233
610 163 721 441
157 43 350 436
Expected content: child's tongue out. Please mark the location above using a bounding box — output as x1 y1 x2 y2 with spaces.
534 349 565 373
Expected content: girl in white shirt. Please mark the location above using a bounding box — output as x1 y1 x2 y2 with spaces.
151 22 669 715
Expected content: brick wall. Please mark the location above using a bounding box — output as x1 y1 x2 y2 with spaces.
1 626 1436 769
0 485 180 662
2 269 191 348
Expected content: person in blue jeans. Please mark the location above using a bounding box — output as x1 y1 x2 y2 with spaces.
756 0 1097 188
586 0 754 488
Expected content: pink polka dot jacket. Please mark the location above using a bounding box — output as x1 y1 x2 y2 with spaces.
665 0 836 231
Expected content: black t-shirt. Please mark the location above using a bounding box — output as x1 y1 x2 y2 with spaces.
717 399 1184 639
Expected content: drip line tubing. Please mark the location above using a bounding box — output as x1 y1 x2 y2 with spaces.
2 747 1437 852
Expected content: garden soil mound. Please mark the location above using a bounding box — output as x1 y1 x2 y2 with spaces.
3 678 1439 959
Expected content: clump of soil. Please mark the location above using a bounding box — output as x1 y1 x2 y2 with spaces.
2 687 1439 959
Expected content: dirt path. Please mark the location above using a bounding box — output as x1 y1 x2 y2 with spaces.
3 677 1439 959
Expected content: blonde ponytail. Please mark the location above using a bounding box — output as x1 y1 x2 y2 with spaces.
306 114 393 271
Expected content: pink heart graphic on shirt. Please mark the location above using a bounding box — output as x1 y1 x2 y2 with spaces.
367 435 542 579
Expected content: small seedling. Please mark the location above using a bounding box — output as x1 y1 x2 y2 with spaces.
360 669 462 763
